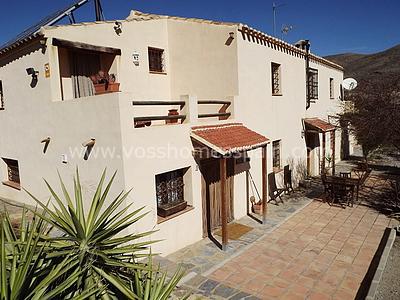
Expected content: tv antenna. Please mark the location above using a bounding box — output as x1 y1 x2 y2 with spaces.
94 0 104 21
272 2 285 36
281 24 293 36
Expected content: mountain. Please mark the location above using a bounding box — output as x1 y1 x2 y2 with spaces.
325 44 400 81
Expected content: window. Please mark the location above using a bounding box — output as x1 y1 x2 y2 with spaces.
272 140 281 171
148 47 165 73
330 78 334 99
307 68 318 100
2 158 20 189
156 168 188 218
271 63 282 95
0 80 4 110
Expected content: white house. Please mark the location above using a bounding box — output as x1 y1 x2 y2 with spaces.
0 8 344 255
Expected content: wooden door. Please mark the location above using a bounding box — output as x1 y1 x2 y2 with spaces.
200 158 234 237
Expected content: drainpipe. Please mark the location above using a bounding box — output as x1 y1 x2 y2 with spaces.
305 40 311 110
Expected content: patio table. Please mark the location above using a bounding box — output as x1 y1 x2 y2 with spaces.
324 175 360 206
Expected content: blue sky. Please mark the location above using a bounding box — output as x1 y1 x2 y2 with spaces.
1 0 399 56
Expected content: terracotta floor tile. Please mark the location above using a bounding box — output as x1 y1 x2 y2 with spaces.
241 278 267 293
259 285 287 298
289 283 310 296
281 291 307 300
340 274 362 292
308 291 332 300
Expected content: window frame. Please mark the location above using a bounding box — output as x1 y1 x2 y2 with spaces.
271 62 282 96
155 167 190 220
329 78 334 99
272 140 282 172
307 68 319 100
148 47 165 74
2 158 21 190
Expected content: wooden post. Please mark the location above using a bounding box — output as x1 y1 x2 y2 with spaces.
331 130 336 175
321 132 326 174
220 157 228 250
262 146 268 223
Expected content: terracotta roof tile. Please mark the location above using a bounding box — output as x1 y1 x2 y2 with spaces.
304 118 336 132
191 123 269 155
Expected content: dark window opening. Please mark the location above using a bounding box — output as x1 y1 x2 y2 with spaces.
330 78 334 99
2 158 20 189
271 63 281 95
156 168 188 217
272 140 281 171
307 68 319 100
148 47 165 73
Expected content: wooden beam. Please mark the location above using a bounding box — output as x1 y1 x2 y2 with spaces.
52 38 121 55
322 132 326 174
262 146 268 223
132 100 185 106
134 115 186 122
198 100 231 105
220 157 228 251
198 112 231 119
331 130 336 175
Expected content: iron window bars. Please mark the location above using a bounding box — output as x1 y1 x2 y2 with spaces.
271 63 281 95
307 68 319 101
148 47 165 73
156 169 185 208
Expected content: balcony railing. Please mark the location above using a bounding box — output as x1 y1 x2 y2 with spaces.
132 97 233 128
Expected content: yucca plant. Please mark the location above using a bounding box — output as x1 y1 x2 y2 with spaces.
27 169 185 299
0 208 97 300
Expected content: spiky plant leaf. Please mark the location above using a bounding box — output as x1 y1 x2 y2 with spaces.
27 169 185 298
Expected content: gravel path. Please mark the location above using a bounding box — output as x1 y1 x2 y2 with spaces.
375 235 400 300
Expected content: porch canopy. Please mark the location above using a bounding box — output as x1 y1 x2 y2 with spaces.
304 118 336 133
191 123 269 155
304 118 337 175
191 123 269 250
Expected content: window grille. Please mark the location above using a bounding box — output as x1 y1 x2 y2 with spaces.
148 47 164 73
272 140 281 170
271 63 281 95
307 68 318 100
156 169 185 208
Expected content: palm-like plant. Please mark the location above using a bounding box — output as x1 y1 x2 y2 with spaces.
26 169 185 299
0 208 96 300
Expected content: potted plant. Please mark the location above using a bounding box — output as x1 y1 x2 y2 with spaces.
91 71 120 94
166 108 179 124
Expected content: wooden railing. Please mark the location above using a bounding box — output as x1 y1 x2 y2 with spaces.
197 100 231 120
132 100 186 128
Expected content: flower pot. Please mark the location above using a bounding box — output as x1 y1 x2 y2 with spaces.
252 203 262 215
94 83 120 95
107 82 120 92
94 83 107 94
166 109 179 124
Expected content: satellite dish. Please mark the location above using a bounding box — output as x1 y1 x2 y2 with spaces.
342 78 358 90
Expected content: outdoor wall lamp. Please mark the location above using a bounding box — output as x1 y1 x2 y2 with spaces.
26 67 39 79
82 138 96 160
114 21 122 35
41 137 51 153
39 38 47 53
225 32 235 46
26 67 39 88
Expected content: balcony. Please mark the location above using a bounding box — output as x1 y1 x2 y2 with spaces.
55 38 120 101
132 96 234 128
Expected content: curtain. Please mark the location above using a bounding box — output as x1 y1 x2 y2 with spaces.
70 52 100 99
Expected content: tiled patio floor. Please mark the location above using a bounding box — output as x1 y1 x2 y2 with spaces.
207 201 393 299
